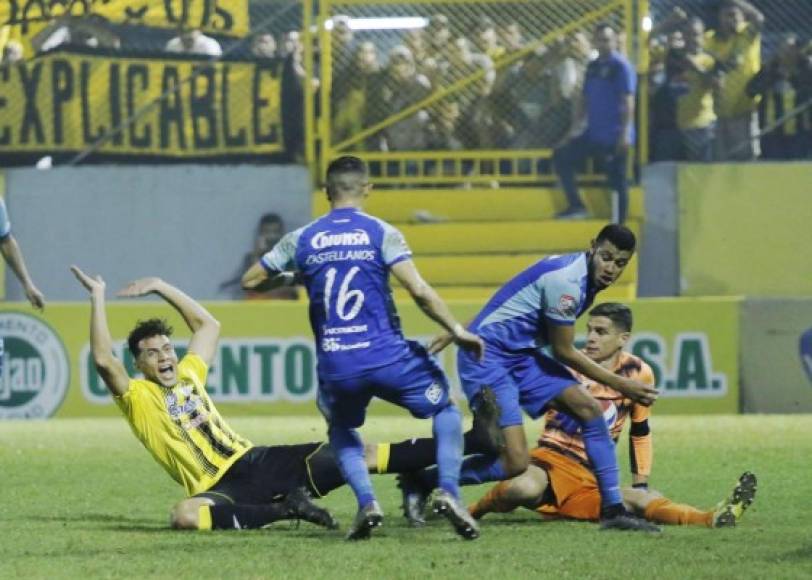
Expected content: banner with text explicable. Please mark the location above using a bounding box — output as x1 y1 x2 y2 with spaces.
0 50 285 161
1 0 250 38
0 297 741 419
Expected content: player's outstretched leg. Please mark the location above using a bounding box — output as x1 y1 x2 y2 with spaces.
712 472 758 528
346 501 384 541
432 489 480 540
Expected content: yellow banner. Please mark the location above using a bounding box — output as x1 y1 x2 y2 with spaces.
1 0 249 37
0 51 284 158
0 297 740 419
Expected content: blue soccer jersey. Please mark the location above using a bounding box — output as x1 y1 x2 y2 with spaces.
261 207 413 380
470 252 598 355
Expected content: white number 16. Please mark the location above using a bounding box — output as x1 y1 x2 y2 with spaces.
324 266 365 321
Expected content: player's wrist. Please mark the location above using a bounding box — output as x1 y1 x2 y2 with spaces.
632 482 649 489
451 323 465 339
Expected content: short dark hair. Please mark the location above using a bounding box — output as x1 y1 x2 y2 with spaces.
128 318 174 358
326 155 367 179
326 155 368 199
589 302 633 332
595 224 636 252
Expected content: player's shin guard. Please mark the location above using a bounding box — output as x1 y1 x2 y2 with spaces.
329 426 376 508
432 404 463 498
581 417 623 507
199 504 290 530
643 498 714 527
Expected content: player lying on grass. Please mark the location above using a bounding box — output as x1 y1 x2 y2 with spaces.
468 302 758 527
71 266 500 532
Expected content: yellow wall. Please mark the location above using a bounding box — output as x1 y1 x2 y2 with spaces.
679 163 812 296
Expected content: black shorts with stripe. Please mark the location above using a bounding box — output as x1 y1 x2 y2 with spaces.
194 442 344 504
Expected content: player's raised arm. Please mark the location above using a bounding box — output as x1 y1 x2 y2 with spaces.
70 266 129 396
547 323 658 406
390 259 484 360
117 278 221 366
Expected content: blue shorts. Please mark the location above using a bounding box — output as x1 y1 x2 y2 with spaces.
318 341 451 429
458 346 578 428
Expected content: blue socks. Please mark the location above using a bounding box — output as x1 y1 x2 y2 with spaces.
328 426 375 508
580 416 623 507
432 405 463 498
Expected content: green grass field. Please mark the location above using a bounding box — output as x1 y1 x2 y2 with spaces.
1 415 810 579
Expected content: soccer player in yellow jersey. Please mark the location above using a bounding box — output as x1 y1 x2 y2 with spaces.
70 265 498 532
70 266 340 531
469 303 757 528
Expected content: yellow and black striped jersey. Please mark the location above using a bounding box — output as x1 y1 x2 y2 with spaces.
115 353 252 496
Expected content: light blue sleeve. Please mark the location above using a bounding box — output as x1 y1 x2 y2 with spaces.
541 269 583 326
381 222 412 266
260 229 302 274
0 198 11 239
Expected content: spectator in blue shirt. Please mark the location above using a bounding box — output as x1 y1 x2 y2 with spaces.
553 23 636 223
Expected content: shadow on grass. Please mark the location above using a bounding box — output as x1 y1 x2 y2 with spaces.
27 513 160 527
781 544 812 560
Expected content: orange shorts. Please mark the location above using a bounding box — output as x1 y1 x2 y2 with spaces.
531 447 601 521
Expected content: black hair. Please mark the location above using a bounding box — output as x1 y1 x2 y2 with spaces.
595 224 636 252
326 155 367 179
259 213 283 227
128 318 174 358
325 156 368 199
589 302 633 332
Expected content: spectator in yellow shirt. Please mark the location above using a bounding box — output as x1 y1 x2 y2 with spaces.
672 18 719 161
705 0 764 161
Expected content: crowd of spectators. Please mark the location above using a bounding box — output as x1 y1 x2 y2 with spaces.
0 0 809 163
650 1 812 161
329 13 589 153
324 1 812 162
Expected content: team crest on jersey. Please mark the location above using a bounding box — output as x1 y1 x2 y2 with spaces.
424 382 443 405
311 229 371 250
557 294 577 317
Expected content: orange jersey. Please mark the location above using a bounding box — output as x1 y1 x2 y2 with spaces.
539 351 654 476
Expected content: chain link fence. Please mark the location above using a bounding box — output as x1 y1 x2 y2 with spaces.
320 0 631 158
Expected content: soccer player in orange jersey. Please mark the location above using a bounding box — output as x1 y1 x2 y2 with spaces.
469 302 757 527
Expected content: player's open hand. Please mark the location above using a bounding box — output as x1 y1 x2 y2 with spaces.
427 332 454 355
24 283 45 310
70 265 105 295
453 328 485 362
619 377 658 407
116 277 163 298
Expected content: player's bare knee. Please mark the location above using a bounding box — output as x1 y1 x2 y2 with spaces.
170 502 199 530
509 471 547 506
572 397 602 422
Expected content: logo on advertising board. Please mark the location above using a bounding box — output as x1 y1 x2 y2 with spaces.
0 312 70 419
800 327 812 386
